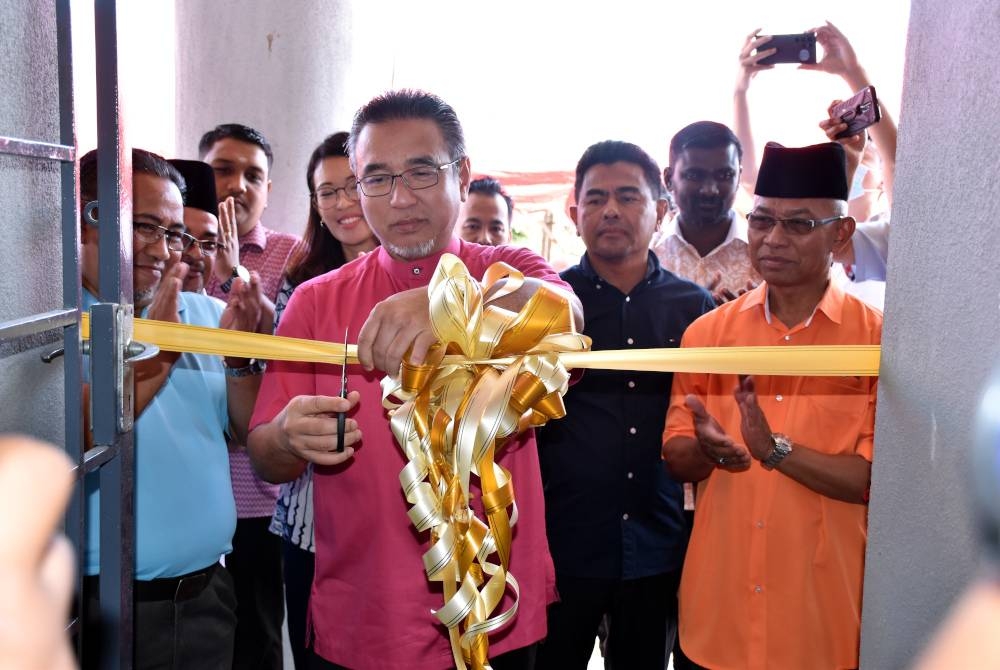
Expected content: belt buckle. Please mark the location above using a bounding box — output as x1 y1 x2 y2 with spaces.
173 571 209 602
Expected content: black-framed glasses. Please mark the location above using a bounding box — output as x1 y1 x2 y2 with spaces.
181 233 219 255
356 157 462 197
313 183 360 209
747 211 843 236
84 200 190 252
134 221 191 252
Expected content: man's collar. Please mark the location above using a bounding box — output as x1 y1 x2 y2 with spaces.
578 250 659 282
240 221 266 250
740 280 845 326
376 237 463 281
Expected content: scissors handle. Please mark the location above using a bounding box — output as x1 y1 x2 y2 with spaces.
336 386 347 453
336 412 346 453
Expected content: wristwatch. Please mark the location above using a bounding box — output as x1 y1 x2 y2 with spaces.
223 358 266 377
220 264 250 293
762 433 793 470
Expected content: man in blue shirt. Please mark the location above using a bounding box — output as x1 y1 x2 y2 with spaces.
78 148 266 669
536 141 714 669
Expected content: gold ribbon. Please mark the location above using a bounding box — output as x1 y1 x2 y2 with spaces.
380 255 589 669
78 315 880 376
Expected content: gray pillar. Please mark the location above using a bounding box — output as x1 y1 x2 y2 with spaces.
860 1 1000 667
0 2 66 445
174 1 355 235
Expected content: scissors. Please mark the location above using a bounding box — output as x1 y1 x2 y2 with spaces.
336 328 348 452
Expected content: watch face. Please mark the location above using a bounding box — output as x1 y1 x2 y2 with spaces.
235 265 251 283
773 435 792 453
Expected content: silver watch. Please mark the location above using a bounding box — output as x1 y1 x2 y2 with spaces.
762 433 793 470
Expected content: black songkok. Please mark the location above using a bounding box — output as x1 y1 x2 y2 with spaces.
754 142 849 201
169 159 218 217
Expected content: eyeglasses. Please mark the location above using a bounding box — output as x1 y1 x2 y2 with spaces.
134 221 191 252
180 233 219 255
747 211 843 236
356 158 462 197
313 183 360 209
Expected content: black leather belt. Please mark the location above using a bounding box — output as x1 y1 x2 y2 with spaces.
84 562 220 603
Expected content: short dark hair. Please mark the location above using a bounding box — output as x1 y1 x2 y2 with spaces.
468 176 514 222
197 123 274 168
574 140 664 201
668 121 743 168
80 148 186 205
284 132 380 288
347 89 465 167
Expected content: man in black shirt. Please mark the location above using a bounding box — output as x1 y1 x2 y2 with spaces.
536 140 714 669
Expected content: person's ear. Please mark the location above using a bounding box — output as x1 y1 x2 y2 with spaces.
655 198 668 229
570 204 581 237
458 157 472 201
832 215 856 253
664 166 674 191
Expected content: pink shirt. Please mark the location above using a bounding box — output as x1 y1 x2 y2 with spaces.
250 239 563 669
206 221 301 517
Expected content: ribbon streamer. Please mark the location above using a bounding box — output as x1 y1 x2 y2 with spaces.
78 314 880 376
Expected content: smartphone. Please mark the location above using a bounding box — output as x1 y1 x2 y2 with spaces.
757 33 817 65
831 85 881 139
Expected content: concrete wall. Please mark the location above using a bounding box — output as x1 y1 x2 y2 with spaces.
174 0 355 238
860 1 1000 667
0 2 67 446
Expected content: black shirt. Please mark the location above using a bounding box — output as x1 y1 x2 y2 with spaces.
537 251 714 579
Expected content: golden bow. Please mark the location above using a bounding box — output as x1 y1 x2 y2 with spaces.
379 254 589 669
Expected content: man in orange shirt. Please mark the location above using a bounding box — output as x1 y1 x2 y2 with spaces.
662 141 882 670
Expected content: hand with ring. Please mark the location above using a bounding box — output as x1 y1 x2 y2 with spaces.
686 394 753 472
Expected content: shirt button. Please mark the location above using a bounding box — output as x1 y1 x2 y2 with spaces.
622 513 630 521
625 296 631 303
754 585 763 593
412 267 422 275
627 380 636 389
627 472 634 480
629 427 637 435
756 520 764 529
775 394 783 402
596 283 602 289
626 337 634 345
784 335 791 341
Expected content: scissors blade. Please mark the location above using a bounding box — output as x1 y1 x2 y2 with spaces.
337 328 348 452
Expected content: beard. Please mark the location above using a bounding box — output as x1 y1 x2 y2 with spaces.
682 197 731 229
383 238 439 260
134 284 157 307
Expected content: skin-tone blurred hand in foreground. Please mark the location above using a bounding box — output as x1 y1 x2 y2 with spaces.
0 434 76 670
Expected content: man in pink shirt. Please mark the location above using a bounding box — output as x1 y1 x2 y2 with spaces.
248 90 582 670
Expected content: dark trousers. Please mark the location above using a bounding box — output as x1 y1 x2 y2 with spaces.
537 571 681 670
229 516 285 670
81 563 237 670
308 643 538 669
282 540 316 670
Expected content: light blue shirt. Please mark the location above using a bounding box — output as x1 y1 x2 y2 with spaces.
83 289 236 579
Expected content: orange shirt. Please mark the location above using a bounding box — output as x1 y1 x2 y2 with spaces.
664 282 882 670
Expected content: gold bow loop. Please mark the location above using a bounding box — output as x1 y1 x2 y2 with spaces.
382 254 590 670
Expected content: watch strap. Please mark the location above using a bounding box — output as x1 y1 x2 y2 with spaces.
223 358 266 377
762 434 793 470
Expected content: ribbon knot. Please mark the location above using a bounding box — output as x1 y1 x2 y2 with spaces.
381 254 589 670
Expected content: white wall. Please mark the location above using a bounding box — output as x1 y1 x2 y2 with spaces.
860 0 1000 667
